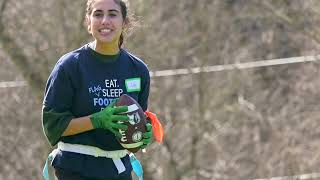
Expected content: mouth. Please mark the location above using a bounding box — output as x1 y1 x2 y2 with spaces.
99 28 112 34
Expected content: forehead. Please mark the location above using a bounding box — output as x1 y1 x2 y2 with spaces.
92 0 121 11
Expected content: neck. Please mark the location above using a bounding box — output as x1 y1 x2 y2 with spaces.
92 40 120 55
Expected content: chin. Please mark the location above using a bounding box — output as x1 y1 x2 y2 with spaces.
96 37 119 45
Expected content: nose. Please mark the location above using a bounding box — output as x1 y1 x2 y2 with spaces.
101 15 110 25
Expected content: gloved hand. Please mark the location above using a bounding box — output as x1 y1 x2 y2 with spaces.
90 100 129 138
141 123 153 149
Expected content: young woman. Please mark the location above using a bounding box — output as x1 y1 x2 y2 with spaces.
42 0 152 179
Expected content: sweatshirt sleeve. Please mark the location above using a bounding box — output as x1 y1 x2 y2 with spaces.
42 107 74 146
138 65 150 111
42 62 75 146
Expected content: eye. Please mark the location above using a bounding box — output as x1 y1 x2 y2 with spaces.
93 12 103 18
109 13 118 17
108 10 120 17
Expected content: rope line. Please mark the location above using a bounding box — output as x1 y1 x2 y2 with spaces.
0 80 28 88
150 54 320 77
1 55 320 88
254 172 320 180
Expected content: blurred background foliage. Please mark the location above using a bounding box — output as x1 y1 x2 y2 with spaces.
1 0 320 179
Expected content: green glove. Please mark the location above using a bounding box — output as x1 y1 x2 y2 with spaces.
90 100 129 138
141 123 153 149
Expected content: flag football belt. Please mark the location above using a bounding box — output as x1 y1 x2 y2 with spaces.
43 142 143 180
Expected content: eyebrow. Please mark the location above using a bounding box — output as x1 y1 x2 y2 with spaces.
93 9 120 13
109 9 120 13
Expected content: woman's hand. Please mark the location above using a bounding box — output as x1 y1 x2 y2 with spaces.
90 100 129 138
141 123 153 149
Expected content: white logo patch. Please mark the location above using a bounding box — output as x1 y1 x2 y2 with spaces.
125 78 141 92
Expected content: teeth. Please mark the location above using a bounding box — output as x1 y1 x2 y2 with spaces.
100 29 111 33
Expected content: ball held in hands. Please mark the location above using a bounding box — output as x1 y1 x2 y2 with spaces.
116 94 148 153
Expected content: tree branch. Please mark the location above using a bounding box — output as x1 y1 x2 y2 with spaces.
74 2 90 47
0 0 45 99
0 28 46 99
0 0 9 27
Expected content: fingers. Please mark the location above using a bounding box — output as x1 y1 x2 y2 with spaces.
143 138 151 144
109 98 119 107
141 130 153 149
112 106 128 114
111 115 129 121
141 128 153 149
146 123 152 131
142 138 151 146
111 123 128 131
143 131 152 139
141 138 150 149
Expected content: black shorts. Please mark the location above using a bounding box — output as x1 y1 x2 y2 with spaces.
54 167 133 180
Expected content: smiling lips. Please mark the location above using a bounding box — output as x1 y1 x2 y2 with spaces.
99 28 112 35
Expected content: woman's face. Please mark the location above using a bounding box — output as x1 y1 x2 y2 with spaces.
87 0 125 46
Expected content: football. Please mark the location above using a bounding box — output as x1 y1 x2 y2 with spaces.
116 94 147 153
